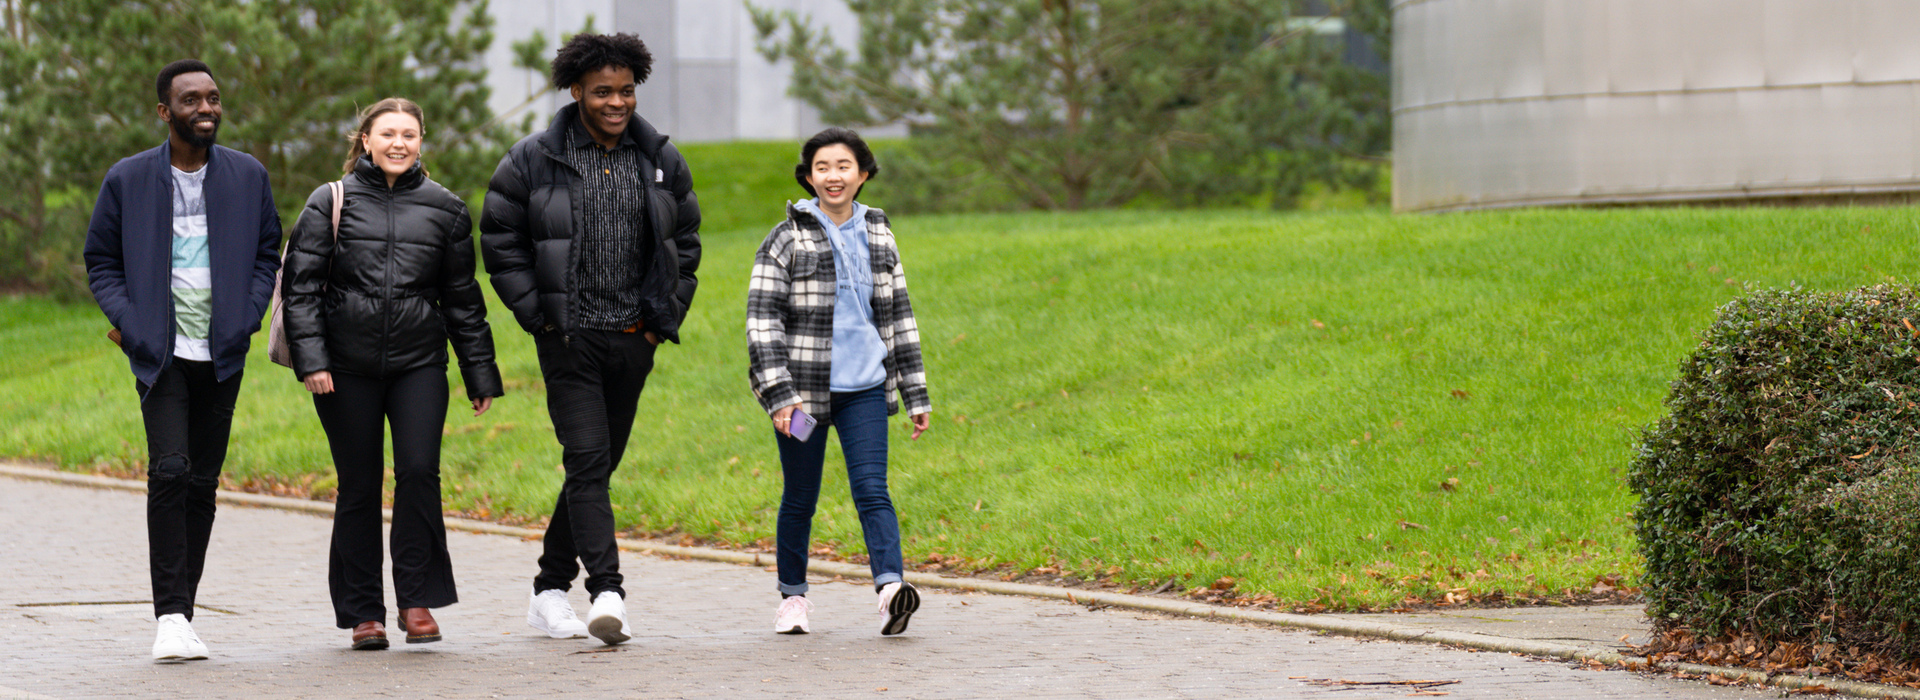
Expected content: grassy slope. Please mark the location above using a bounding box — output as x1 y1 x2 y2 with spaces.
8 143 1915 606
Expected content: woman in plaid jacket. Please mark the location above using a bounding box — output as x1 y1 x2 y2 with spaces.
746 128 932 637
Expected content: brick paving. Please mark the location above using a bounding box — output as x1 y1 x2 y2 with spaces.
0 475 1772 699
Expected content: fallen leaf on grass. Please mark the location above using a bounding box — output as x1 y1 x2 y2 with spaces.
1450 389 1470 400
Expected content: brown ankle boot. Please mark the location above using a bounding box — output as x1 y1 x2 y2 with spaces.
398 608 441 644
350 620 388 650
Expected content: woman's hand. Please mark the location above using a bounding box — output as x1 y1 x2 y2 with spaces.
472 396 493 417
772 405 797 438
303 370 334 395
909 412 931 441
644 331 662 346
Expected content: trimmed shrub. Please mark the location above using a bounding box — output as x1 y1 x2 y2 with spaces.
1632 284 1920 658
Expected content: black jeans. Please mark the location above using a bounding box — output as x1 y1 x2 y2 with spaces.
532 330 656 598
312 366 457 629
137 359 243 621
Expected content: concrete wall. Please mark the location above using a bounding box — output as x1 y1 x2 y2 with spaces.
1392 0 1920 212
483 0 904 142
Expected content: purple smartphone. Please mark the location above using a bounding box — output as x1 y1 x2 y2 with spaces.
789 408 818 441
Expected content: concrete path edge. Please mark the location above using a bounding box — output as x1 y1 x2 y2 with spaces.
4 462 1912 699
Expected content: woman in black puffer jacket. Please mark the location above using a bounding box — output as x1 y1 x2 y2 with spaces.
281 97 503 650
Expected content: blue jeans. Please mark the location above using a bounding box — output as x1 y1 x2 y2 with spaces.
775 385 903 595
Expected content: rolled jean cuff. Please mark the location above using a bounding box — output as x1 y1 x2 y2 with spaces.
779 580 810 596
873 572 903 588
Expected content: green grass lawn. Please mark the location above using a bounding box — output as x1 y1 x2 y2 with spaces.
8 194 1915 609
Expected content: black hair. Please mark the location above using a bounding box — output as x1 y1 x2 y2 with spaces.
550 33 653 90
794 127 880 198
156 59 214 104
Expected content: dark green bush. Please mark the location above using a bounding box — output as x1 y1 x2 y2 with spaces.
1632 284 1920 658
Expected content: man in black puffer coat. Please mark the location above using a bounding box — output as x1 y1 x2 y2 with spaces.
481 32 700 646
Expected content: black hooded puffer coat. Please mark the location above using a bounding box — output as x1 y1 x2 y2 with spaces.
280 156 504 399
479 102 701 342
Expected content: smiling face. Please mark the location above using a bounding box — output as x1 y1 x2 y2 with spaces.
160 72 221 150
571 65 636 146
361 111 422 183
806 143 870 209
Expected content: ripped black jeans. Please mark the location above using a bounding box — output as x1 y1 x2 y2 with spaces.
137 359 243 621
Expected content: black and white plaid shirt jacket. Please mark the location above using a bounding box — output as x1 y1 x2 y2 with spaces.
746 203 930 426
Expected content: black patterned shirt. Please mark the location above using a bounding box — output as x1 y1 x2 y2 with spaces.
566 121 651 330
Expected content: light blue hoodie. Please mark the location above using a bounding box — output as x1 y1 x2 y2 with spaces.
796 198 887 392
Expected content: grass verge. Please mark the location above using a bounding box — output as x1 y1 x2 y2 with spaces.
7 205 1912 610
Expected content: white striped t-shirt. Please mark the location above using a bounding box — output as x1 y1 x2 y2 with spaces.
170 165 212 361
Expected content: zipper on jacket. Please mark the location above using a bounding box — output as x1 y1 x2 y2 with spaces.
380 186 395 377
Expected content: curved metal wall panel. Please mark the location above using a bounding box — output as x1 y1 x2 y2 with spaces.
1393 0 1920 212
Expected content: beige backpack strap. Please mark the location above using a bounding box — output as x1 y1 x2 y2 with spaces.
328 180 343 241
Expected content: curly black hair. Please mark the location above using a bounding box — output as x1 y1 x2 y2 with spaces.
156 59 214 104
550 32 653 90
795 128 880 199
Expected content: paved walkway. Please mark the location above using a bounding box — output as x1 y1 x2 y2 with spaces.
0 474 1772 699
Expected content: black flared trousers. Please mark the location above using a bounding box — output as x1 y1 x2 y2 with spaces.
313 366 457 629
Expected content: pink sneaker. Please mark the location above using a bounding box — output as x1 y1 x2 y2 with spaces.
775 596 812 634
877 582 920 636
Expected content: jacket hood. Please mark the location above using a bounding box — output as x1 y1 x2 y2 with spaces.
539 101 669 160
349 155 427 191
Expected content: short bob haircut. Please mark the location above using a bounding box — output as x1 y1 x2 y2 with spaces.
550 33 654 90
156 59 214 105
794 127 880 199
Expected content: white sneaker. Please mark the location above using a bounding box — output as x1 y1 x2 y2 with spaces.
152 613 208 662
586 591 631 645
774 596 812 634
876 582 920 636
527 589 588 639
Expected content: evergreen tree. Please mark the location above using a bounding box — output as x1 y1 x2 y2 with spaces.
750 0 1389 211
0 0 499 295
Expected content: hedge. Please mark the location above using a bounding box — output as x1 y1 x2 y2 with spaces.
1632 284 1920 658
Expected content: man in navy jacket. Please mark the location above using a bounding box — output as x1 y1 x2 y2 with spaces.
83 59 281 663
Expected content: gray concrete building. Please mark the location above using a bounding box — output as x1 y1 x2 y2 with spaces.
483 0 903 142
1393 0 1920 212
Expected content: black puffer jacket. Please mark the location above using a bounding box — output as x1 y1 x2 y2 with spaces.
479 103 701 341
281 157 504 400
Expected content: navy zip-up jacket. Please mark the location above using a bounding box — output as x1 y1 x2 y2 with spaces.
84 141 282 390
